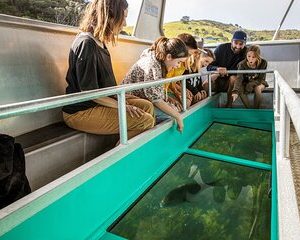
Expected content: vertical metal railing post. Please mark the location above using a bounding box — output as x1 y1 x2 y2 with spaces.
208 74 212 97
277 85 281 116
273 73 278 114
181 78 187 111
285 110 291 158
279 92 286 158
117 91 128 144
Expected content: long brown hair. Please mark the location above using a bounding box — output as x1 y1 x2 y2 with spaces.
246 45 262 67
150 37 188 77
177 33 197 49
79 0 128 45
150 37 188 61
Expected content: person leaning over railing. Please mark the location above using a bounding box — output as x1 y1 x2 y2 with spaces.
122 37 188 132
174 33 208 107
232 45 268 109
184 48 215 104
62 0 155 139
165 34 217 108
164 33 198 110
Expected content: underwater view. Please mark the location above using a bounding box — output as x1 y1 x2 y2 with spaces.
191 122 272 164
110 153 271 240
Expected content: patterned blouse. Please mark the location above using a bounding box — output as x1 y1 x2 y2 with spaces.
122 50 165 102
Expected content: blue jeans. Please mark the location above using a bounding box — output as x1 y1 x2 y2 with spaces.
154 107 171 124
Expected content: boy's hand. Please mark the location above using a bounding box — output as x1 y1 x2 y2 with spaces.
232 93 238 102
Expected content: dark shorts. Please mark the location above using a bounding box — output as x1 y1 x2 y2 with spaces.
213 76 230 92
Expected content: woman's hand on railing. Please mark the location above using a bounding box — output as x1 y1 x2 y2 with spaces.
126 105 144 118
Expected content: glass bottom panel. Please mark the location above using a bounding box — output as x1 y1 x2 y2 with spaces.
191 122 272 164
110 154 271 240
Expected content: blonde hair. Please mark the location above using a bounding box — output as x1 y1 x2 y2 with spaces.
246 45 262 66
186 48 215 73
79 0 128 45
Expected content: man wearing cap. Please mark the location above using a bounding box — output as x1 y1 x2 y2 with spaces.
204 30 247 107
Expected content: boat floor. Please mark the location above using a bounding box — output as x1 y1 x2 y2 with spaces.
290 123 300 216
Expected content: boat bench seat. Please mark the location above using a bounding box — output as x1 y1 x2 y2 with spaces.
14 121 119 191
15 122 78 154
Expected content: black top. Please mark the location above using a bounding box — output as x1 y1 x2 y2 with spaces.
207 42 247 71
62 33 117 114
184 70 204 95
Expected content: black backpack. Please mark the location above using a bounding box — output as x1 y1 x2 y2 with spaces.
0 134 31 209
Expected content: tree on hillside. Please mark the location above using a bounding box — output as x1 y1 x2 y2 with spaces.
180 16 190 24
0 0 87 26
53 0 86 25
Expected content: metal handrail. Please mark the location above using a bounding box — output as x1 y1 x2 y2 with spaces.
0 69 273 144
0 69 272 119
273 70 300 240
276 71 300 133
274 70 300 156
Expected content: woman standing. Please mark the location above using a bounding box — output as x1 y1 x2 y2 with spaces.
62 0 155 139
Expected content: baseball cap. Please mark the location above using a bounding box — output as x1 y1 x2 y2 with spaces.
232 30 247 42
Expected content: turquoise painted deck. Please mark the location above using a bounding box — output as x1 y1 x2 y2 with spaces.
0 100 276 240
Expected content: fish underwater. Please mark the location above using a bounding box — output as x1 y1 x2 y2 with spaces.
160 181 216 207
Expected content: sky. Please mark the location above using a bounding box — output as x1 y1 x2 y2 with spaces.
126 0 300 30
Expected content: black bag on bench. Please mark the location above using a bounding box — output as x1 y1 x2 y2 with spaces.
0 134 31 209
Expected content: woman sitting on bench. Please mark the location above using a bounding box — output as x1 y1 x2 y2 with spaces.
62 0 155 139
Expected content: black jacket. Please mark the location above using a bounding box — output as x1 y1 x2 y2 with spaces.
207 43 247 71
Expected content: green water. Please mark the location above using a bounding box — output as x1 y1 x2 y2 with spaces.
191 122 272 164
110 154 271 240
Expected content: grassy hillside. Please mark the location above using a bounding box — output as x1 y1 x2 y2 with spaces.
124 19 300 43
